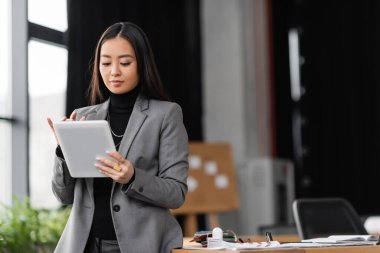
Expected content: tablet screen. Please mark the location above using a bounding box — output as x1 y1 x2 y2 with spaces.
53 120 116 177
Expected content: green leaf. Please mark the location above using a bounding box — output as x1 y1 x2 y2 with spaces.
0 196 71 252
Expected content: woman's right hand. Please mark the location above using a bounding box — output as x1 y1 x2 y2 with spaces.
47 111 85 145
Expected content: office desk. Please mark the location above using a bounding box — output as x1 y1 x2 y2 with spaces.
173 245 380 253
177 237 380 253
179 236 301 253
240 235 300 243
299 246 380 253
173 249 302 253
182 235 300 247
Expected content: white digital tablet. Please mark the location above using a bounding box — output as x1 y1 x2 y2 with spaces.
53 120 116 178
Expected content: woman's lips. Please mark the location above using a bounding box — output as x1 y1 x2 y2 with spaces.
110 81 123 87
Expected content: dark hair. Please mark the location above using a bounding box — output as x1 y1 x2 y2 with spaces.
88 22 169 104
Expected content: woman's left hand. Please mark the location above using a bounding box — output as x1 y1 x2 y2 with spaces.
95 151 135 184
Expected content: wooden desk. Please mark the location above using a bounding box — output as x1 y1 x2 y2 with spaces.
241 235 300 243
174 249 303 253
173 245 380 253
177 237 380 253
182 235 299 247
180 236 302 253
299 246 380 253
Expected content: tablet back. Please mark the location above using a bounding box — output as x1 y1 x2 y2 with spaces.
54 120 116 177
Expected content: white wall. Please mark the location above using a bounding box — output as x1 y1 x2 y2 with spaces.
202 0 247 163
201 0 273 163
201 0 277 234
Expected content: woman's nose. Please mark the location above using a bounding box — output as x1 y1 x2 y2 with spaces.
111 64 120 76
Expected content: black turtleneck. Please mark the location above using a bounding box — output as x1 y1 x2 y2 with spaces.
91 86 139 239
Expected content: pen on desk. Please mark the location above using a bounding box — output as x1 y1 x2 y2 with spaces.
265 232 273 243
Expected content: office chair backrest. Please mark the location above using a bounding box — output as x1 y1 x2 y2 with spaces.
292 198 368 239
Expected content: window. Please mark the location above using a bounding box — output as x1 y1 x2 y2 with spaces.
28 0 67 208
0 0 67 207
28 0 67 32
28 40 67 208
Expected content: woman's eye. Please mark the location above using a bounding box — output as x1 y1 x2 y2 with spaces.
120 62 131 66
101 62 111 66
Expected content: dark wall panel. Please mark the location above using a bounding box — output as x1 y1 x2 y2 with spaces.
272 0 380 214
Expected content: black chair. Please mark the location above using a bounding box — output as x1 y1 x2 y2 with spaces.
292 198 368 239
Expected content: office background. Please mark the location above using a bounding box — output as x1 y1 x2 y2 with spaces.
1 0 380 234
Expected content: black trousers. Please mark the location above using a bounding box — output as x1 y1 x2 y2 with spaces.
84 237 121 253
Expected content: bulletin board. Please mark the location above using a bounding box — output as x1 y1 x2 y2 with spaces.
172 142 240 215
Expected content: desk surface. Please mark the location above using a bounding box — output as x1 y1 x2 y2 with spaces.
183 235 300 247
174 245 380 253
174 248 302 253
176 236 380 253
300 246 380 253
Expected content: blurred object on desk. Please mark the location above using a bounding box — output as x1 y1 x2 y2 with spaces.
183 234 300 247
364 216 380 235
190 229 237 247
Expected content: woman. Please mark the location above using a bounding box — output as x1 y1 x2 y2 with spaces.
47 22 189 253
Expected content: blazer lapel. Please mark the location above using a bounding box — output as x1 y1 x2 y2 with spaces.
117 94 148 159
91 99 110 120
85 96 148 197
85 99 110 201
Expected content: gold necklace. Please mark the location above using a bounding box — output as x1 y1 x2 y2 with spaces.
106 112 124 138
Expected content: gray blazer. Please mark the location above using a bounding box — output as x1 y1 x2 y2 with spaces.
52 95 189 253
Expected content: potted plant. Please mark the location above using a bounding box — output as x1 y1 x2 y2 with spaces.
0 197 70 253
